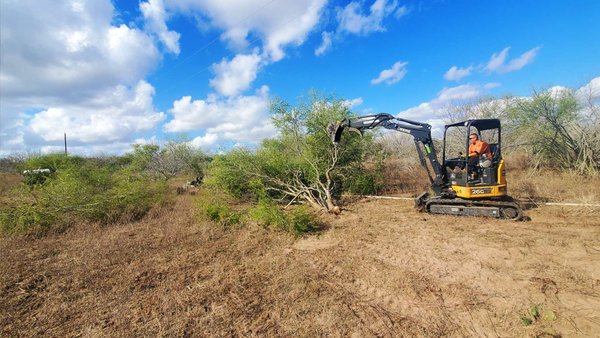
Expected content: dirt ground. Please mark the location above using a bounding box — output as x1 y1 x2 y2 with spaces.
1 193 600 337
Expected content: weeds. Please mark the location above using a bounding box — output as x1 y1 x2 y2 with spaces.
194 189 241 227
194 191 318 236
247 199 318 236
520 303 557 327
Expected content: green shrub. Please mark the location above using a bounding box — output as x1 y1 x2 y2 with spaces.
19 153 83 172
345 171 384 195
97 176 170 223
287 205 319 235
194 189 241 226
248 199 318 236
1 156 170 235
204 151 265 200
247 199 288 230
0 204 57 235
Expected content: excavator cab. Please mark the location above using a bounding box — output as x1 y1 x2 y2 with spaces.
442 119 508 200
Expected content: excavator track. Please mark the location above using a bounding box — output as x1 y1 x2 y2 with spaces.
416 193 523 220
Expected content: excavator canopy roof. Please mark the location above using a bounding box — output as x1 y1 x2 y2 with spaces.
445 118 501 131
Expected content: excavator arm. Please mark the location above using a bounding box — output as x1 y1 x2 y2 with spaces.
329 113 455 199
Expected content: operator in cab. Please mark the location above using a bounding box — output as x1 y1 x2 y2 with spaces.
468 133 492 159
467 133 492 179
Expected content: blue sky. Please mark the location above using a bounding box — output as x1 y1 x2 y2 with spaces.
1 0 599 155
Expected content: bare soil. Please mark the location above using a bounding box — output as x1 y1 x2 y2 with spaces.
2 190 599 337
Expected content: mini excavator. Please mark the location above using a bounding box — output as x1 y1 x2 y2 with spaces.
329 113 523 220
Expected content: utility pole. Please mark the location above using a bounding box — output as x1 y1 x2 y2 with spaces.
64 132 68 155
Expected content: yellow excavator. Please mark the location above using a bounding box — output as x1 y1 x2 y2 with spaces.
330 113 523 220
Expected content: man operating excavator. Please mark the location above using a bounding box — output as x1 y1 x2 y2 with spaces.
467 133 492 180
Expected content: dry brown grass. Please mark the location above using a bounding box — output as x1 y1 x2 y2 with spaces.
1 166 600 336
0 173 22 206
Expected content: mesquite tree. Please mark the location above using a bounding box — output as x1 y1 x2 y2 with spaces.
206 94 375 211
507 88 599 175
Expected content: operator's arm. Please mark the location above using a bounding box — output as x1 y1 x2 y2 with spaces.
468 143 478 157
469 141 491 158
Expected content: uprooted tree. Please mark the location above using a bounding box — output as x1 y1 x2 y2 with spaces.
205 93 381 212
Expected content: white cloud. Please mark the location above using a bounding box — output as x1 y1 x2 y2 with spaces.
0 0 163 154
315 0 408 55
444 66 473 81
436 84 481 102
28 81 165 143
484 47 509 73
145 0 327 62
140 0 181 54
503 47 541 72
398 84 483 132
190 133 219 150
337 0 405 35
576 77 600 101
343 97 364 109
210 52 262 97
0 0 159 100
315 31 333 56
484 46 541 74
484 82 502 90
164 86 276 144
371 61 408 85
39 141 149 157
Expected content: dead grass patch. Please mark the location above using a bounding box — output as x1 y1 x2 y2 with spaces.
1 166 599 336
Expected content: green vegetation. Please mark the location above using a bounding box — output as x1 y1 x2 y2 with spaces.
2 85 598 237
519 303 557 327
247 199 318 236
0 139 212 236
194 189 318 236
205 93 382 212
1 153 171 235
508 89 599 176
130 140 209 180
194 189 242 227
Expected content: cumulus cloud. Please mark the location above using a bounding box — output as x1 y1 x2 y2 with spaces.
484 46 541 73
576 77 600 101
337 0 406 35
371 61 408 85
142 0 327 62
210 51 262 97
164 86 276 145
343 97 364 109
397 84 483 132
444 66 473 81
0 0 163 154
28 81 165 143
0 0 159 100
140 0 181 54
190 133 219 150
315 0 407 55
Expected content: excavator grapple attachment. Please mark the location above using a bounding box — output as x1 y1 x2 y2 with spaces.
328 121 362 144
328 122 345 144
